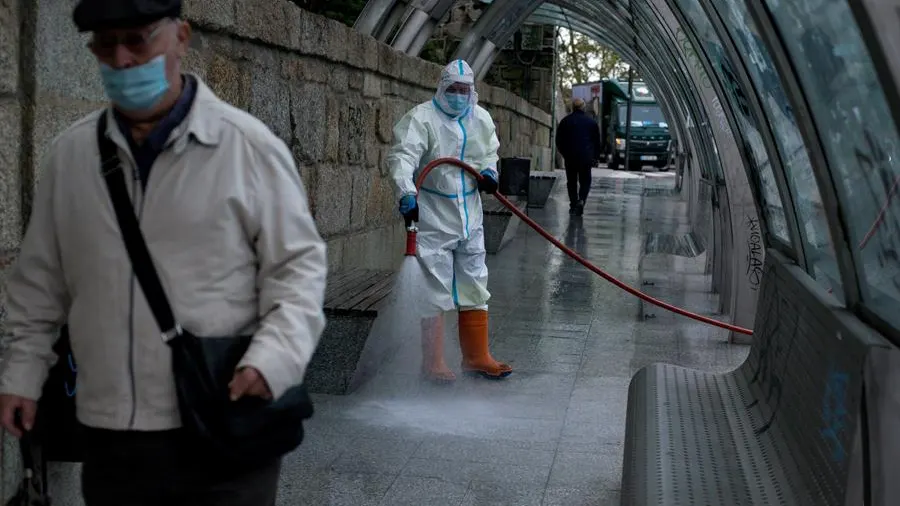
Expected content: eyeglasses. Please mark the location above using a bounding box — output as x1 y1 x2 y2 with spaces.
87 20 171 57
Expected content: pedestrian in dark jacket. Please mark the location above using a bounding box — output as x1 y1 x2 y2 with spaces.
556 98 602 216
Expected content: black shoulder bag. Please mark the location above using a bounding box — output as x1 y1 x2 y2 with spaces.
34 324 85 463
96 115 314 467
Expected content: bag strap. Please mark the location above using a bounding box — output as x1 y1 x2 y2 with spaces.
96 113 183 341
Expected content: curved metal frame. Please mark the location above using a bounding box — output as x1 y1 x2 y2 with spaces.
476 1 727 240
700 0 806 269
515 0 765 340
536 1 723 222
392 0 459 55
528 0 729 265
633 0 734 305
745 2 865 311
353 0 396 36
628 4 723 174
534 2 712 166
533 7 682 128
656 0 770 340
354 0 842 340
503 1 732 185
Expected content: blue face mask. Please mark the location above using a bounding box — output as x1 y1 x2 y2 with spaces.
445 93 469 113
99 55 170 111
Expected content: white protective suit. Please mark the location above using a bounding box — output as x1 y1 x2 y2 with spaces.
388 60 501 314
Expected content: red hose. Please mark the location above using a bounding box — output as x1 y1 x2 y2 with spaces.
415 157 754 336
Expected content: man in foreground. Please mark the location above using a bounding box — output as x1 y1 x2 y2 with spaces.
0 1 327 504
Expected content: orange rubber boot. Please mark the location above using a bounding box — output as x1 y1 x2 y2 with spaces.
421 314 456 383
458 310 512 379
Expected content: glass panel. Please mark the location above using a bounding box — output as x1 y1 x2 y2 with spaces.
633 17 721 178
675 0 792 243
765 0 900 330
715 0 842 297
673 24 725 180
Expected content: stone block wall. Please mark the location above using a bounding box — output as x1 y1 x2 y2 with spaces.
185 1 551 265
0 0 23 297
0 0 551 501
0 0 551 276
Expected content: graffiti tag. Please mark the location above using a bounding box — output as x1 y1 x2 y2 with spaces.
747 276 798 435
710 96 731 135
676 27 713 90
720 60 752 119
820 367 850 463
747 283 783 423
854 128 900 293
746 216 764 290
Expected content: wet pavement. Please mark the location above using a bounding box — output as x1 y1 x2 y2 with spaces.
277 167 749 505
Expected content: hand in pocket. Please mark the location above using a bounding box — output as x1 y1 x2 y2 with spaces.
228 367 272 401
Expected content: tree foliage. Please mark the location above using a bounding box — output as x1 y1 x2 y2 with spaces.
290 0 367 26
420 39 454 67
556 29 631 87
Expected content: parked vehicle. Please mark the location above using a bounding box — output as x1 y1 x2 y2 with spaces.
572 79 673 170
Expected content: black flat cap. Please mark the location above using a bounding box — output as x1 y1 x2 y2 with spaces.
73 0 182 32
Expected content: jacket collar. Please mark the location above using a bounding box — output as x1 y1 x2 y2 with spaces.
175 75 223 148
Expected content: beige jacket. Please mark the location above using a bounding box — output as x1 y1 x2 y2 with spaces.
0 78 327 431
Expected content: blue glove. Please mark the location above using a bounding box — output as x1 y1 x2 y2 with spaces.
478 170 498 194
399 195 418 222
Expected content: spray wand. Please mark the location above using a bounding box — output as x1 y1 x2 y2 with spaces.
405 217 418 256
406 157 754 336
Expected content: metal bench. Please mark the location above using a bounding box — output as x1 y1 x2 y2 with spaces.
527 171 559 208
304 268 395 395
621 249 889 505
482 197 525 254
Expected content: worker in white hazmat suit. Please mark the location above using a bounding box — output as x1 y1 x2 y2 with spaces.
387 59 512 382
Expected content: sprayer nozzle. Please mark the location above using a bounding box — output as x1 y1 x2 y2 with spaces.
405 228 417 256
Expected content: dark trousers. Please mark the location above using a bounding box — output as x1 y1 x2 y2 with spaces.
564 159 592 204
81 428 281 506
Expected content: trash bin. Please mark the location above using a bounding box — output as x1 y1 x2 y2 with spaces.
527 172 558 208
499 157 531 197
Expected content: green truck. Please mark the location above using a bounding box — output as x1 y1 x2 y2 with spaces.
571 79 673 171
